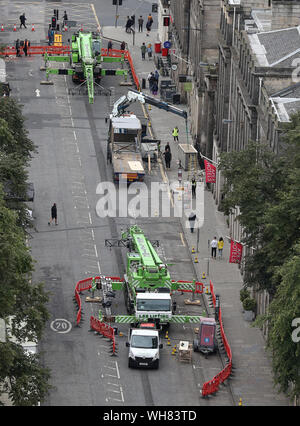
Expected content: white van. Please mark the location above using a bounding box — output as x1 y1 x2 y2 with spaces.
126 323 163 369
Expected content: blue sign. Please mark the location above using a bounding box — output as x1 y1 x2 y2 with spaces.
164 41 171 49
204 337 210 343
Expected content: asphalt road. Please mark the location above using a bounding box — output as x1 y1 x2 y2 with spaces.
1 1 234 407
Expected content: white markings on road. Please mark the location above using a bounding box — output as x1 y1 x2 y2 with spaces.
50 319 72 334
35 89 40 97
115 361 120 380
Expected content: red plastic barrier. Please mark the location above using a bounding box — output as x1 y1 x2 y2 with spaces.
74 276 123 326
0 45 71 56
74 276 95 326
201 280 233 397
90 316 116 354
126 50 140 90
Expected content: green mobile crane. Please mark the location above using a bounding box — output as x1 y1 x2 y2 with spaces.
99 225 204 328
41 31 127 104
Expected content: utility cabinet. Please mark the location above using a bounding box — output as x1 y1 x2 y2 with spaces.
178 144 198 171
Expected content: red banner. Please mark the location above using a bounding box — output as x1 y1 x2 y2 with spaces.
229 240 243 264
204 159 216 183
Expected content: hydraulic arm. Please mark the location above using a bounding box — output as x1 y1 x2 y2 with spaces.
101 225 204 326
111 88 188 120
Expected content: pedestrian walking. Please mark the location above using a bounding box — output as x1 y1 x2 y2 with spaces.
152 79 158 95
141 42 147 60
63 10 68 28
131 15 135 28
48 25 54 46
23 39 30 57
211 236 218 258
191 177 196 198
165 142 171 153
188 212 197 233
120 41 126 51
147 43 153 60
125 16 133 33
138 16 144 32
48 203 58 226
164 149 172 169
154 69 159 84
19 13 27 29
172 126 179 142
148 72 155 91
15 39 21 57
147 14 153 28
218 237 224 259
107 40 113 53
146 14 153 37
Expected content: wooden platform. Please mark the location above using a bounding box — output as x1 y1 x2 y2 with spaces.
85 296 102 303
178 341 192 363
184 298 201 305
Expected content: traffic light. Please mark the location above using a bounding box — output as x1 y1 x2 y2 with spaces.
152 3 158 13
163 16 170 27
51 16 57 29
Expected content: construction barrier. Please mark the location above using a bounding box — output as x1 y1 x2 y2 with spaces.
172 280 204 294
101 48 140 90
201 280 232 397
0 45 71 56
74 276 95 325
90 315 116 354
0 45 140 90
74 275 124 326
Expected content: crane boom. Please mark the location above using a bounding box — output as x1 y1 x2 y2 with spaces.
112 88 188 120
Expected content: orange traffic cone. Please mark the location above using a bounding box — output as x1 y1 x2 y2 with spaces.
13 24 16 32
31 23 35 31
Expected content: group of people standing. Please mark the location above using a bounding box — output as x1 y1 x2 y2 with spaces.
141 42 153 61
15 38 30 57
210 236 224 259
126 14 153 35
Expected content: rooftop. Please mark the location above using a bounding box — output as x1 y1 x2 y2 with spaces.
270 82 300 122
248 25 300 67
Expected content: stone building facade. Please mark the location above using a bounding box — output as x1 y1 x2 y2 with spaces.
157 0 300 336
158 0 220 158
213 0 300 327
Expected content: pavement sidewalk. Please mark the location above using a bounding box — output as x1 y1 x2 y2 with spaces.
102 24 289 406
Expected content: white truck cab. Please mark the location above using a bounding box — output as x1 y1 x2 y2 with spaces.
126 323 163 369
135 292 173 325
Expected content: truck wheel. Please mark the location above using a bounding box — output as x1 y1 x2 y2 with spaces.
153 359 159 369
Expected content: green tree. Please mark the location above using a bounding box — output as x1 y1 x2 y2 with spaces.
266 243 300 398
0 98 37 232
219 140 284 247
219 112 300 398
219 140 286 293
0 187 50 405
0 98 36 162
0 342 51 406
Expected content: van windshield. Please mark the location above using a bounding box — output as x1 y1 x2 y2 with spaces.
131 335 158 349
137 298 171 312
